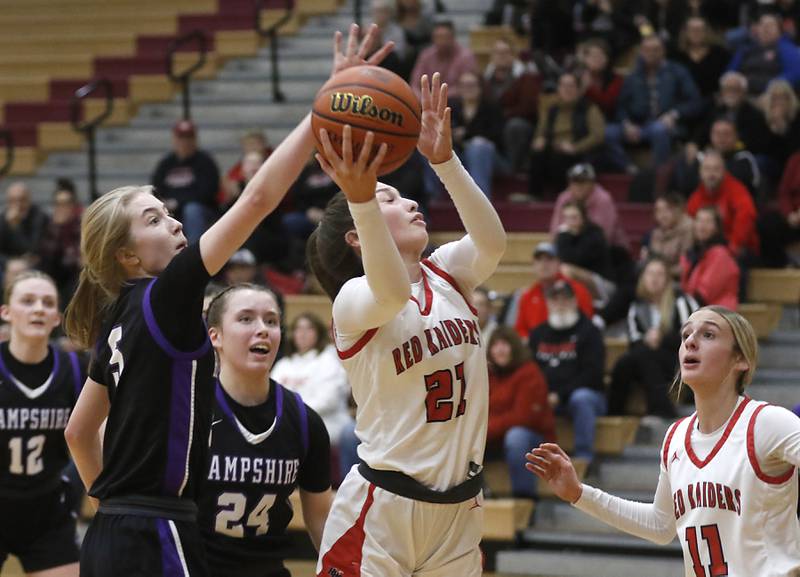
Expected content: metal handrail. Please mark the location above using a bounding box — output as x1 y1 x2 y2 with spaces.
70 78 114 200
166 29 209 120
0 130 13 177
255 0 294 103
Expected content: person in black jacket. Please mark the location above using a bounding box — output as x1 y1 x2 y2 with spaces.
529 72 606 198
151 120 221 243
0 182 50 263
528 280 607 465
608 257 699 417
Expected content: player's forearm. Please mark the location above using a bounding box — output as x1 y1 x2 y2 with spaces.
301 489 334 552
240 114 315 215
65 427 102 496
432 155 506 262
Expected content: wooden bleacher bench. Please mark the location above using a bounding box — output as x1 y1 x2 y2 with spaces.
283 294 333 326
428 231 550 266
747 268 800 305
738 302 782 339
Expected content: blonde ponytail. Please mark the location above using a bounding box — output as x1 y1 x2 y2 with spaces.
63 186 150 349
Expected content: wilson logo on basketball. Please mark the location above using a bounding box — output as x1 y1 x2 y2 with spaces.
329 93 404 127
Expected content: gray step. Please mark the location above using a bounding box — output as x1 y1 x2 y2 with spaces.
588 458 660 493
130 102 310 126
755 343 800 370
531 499 656 536
521 530 681 555
37 151 242 177
95 126 293 151
187 78 323 103
301 12 482 35
496 550 683 577
9 176 147 202
748 383 799 408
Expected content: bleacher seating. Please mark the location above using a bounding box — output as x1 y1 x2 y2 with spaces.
0 0 337 175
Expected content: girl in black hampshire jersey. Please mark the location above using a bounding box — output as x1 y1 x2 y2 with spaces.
199 285 332 577
0 271 84 577
63 25 392 577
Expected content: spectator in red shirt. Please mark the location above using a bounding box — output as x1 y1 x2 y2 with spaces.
514 241 594 339
222 130 274 204
681 206 740 309
686 150 759 257
486 326 555 500
580 38 623 121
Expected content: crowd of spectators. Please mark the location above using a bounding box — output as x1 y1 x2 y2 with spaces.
6 0 800 491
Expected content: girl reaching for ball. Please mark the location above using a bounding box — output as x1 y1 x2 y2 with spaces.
527 306 800 577
308 72 507 577
62 24 392 577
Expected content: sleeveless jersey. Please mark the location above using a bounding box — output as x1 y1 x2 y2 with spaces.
335 257 488 492
0 346 82 496
198 381 310 575
662 398 800 577
90 276 215 501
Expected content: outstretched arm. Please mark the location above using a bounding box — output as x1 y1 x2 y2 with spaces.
199 24 393 276
527 443 675 545
419 74 506 291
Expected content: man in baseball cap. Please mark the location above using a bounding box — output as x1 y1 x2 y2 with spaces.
513 240 595 339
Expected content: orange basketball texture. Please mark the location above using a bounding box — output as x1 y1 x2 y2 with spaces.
311 65 421 175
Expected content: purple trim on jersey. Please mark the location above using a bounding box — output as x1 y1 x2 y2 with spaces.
163 359 194 497
156 518 185 577
215 379 285 438
142 278 212 360
214 380 237 423
0 344 60 391
293 391 309 455
68 352 82 398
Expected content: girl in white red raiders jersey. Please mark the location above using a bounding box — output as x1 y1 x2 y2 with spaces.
307 72 506 577
528 306 800 577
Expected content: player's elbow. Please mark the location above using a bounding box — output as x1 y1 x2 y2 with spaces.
651 531 676 546
64 413 94 452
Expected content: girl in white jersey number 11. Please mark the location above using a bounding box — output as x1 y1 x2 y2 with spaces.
528 305 800 577
307 73 506 577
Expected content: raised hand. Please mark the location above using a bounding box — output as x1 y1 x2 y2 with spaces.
416 73 453 165
525 443 583 503
315 125 388 204
331 23 394 78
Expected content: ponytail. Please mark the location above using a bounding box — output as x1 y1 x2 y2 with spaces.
64 269 115 350
63 185 148 349
305 192 364 300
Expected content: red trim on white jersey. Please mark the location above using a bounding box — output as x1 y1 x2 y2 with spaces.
409 267 433 316
746 403 796 485
421 258 479 316
662 418 687 470
317 483 376 577
336 328 379 360
685 397 752 469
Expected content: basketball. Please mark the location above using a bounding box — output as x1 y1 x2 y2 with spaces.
311 65 421 175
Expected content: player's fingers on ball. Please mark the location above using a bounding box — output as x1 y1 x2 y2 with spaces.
342 125 354 165
368 143 388 173
319 129 340 162
315 153 336 177
356 131 375 170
